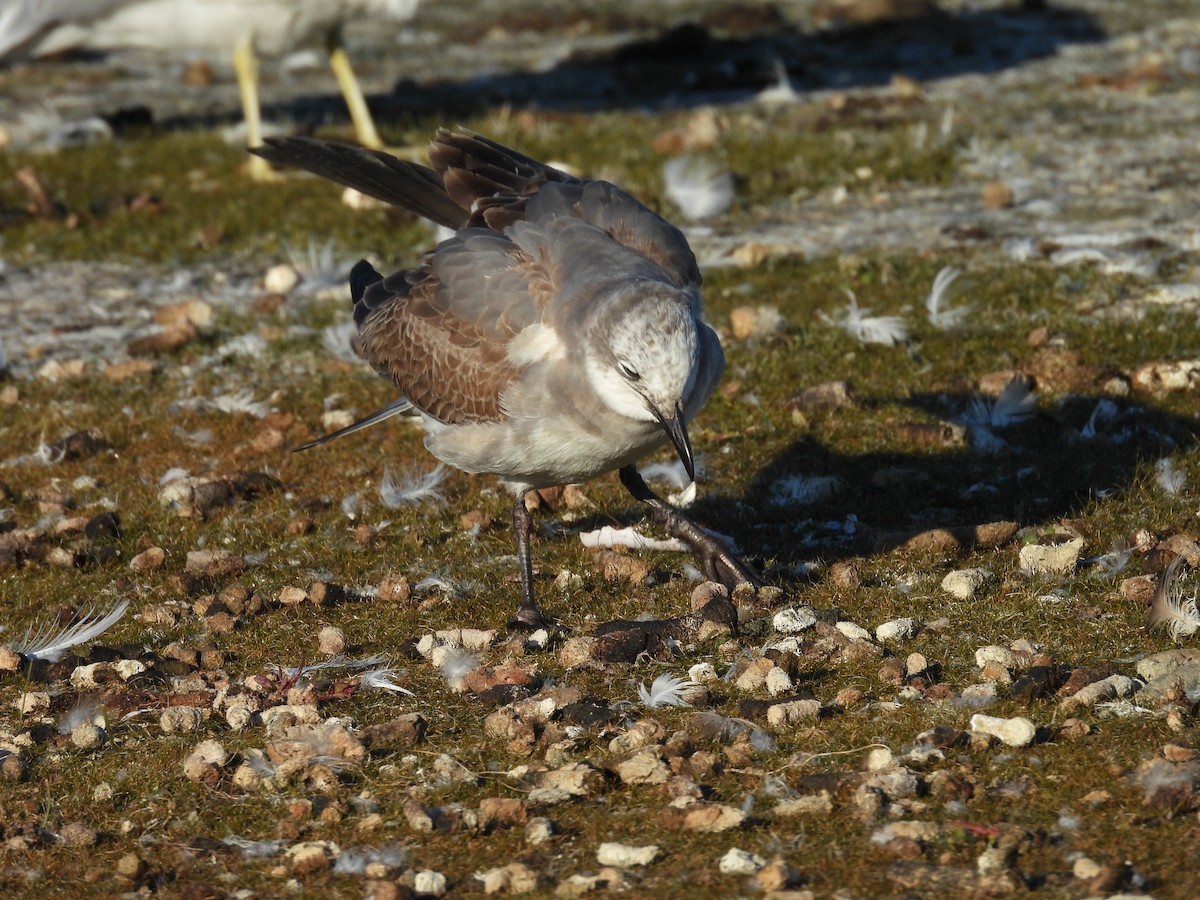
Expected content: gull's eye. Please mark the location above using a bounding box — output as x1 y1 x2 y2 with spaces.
619 361 641 381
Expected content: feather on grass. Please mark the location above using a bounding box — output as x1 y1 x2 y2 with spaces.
819 290 908 346
11 598 128 662
359 666 415 695
966 376 1035 428
637 673 701 708
663 156 734 220
1155 457 1186 497
925 267 971 329
1148 556 1200 640
379 464 447 508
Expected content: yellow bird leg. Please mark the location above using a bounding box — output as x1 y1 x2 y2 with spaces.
327 29 383 149
234 35 279 181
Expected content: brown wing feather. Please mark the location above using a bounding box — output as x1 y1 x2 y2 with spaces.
354 272 522 426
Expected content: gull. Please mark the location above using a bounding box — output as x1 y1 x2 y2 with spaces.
0 0 419 178
252 129 760 628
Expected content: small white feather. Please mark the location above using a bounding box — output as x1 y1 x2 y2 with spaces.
379 464 447 508
12 598 129 662
925 266 971 329
966 376 1035 429
1148 556 1200 640
637 673 701 708
663 156 734 220
360 667 415 695
819 291 908 346
1155 457 1186 497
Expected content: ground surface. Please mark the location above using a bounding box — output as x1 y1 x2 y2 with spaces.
1 1 1199 897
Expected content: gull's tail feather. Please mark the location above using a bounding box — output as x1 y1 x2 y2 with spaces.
292 397 414 451
250 138 465 228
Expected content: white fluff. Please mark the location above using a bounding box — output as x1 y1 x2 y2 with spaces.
819 291 908 346
437 648 478 691
925 266 971 329
333 846 407 876
1148 556 1200 640
322 321 360 363
360 666 415 695
639 459 693 489
769 474 842 506
286 237 352 295
209 389 272 418
379 464 447 508
11 598 129 662
966 377 1035 428
756 59 800 104
637 673 700 708
57 699 104 734
1080 399 1118 439
663 156 734 221
223 836 284 858
1155 457 1186 497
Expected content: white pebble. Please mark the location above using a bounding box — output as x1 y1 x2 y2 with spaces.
970 713 1036 747
941 567 991 599
413 870 447 896
835 621 871 642
263 263 299 295
875 617 917 642
596 842 659 867
159 706 204 734
1018 537 1084 575
865 747 896 771
72 722 106 750
525 817 554 845
688 662 719 685
765 666 793 696
975 645 1021 670
718 847 766 875
1073 857 1102 880
766 699 820 728
772 606 817 634
317 626 345 656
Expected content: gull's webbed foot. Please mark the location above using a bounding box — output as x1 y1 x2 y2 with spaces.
618 465 760 592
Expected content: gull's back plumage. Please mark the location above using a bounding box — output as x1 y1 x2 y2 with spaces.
257 130 723 488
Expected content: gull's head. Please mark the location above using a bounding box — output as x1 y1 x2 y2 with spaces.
586 286 700 479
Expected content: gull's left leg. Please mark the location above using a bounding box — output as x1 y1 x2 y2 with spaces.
510 491 551 631
619 465 760 589
233 36 280 182
326 27 384 149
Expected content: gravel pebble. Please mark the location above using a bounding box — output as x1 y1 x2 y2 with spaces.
941 567 991 599
1018 536 1085 575
772 606 817 634
876 617 917 642
718 847 766 875
969 714 1036 747
596 842 659 867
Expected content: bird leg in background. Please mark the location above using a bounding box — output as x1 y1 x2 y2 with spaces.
233 36 277 182
326 27 384 150
511 492 551 631
619 465 760 590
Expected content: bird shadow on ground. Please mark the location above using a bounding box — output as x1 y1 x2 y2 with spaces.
363 2 1104 120
687 389 1195 585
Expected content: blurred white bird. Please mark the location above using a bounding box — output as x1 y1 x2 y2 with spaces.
0 0 420 178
